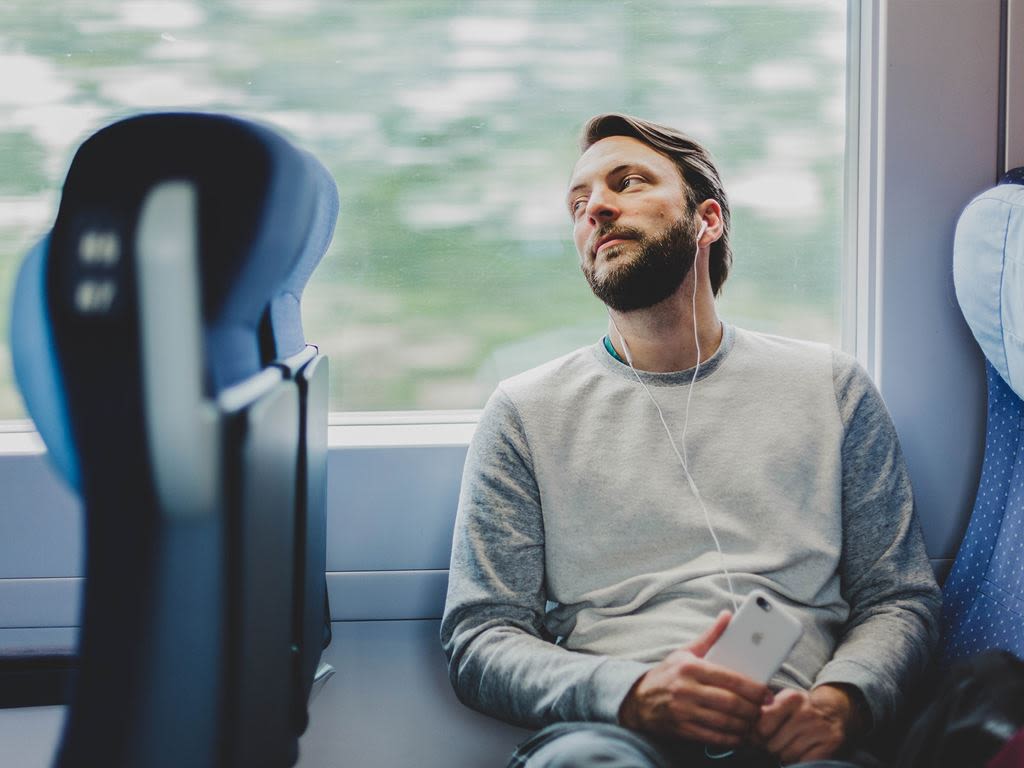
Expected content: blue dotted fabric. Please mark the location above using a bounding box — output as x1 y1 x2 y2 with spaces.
1001 167 1024 186
941 361 1024 664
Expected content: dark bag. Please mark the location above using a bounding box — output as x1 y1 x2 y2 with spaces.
894 650 1024 768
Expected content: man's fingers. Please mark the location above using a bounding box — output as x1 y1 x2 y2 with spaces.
689 660 767 705
688 705 752 737
686 611 732 658
766 722 805 760
763 698 815 756
693 685 761 723
755 689 804 742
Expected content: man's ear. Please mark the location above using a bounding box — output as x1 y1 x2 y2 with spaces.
697 199 724 244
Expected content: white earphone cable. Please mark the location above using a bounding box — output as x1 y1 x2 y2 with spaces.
608 220 738 612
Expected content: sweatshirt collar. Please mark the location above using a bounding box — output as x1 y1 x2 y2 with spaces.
596 322 735 386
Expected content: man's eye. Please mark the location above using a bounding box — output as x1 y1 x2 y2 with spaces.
621 175 644 189
572 199 587 214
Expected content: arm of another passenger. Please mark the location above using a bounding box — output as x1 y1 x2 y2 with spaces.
440 387 652 728
812 351 943 732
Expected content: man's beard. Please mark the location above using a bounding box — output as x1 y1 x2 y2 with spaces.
582 219 697 312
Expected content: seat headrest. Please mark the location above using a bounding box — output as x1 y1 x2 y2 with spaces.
10 112 338 491
52 111 334 392
953 169 1024 399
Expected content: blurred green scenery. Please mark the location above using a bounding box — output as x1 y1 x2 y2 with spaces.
0 0 846 417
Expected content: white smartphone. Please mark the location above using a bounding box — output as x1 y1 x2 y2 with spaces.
703 590 803 684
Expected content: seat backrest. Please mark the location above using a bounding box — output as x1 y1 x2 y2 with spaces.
9 112 337 768
942 170 1024 664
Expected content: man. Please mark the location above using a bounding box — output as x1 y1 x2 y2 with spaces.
441 113 941 767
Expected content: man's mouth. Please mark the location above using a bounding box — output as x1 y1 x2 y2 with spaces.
593 233 635 257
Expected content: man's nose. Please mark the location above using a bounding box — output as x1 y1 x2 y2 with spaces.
586 189 620 224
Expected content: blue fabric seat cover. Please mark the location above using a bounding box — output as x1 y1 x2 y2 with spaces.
942 173 1024 663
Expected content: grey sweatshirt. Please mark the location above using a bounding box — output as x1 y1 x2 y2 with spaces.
441 324 941 733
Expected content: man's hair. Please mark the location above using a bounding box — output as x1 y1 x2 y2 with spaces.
579 113 733 296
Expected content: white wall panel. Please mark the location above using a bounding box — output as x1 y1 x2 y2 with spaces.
1009 0 1024 171
870 0 1000 558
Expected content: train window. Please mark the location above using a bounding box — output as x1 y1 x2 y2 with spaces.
0 0 848 417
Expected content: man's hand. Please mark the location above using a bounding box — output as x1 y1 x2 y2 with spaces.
753 683 865 764
618 611 770 748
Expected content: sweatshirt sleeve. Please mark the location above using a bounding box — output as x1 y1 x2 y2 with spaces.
813 351 942 730
440 387 651 729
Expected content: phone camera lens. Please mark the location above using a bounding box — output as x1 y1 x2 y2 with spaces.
756 596 772 612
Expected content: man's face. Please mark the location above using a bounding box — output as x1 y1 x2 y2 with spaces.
567 135 696 311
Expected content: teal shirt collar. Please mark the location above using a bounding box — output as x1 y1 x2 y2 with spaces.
603 335 626 364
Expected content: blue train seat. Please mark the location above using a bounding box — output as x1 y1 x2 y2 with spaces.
941 168 1024 664
8 112 337 768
